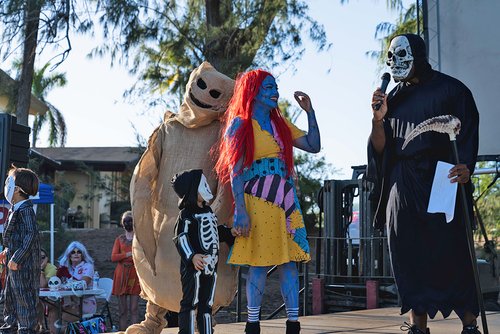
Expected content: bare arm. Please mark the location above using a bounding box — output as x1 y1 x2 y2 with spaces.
81 276 92 286
231 158 250 237
40 271 49 288
370 88 388 154
292 91 321 153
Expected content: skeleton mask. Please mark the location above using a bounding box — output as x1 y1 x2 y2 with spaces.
387 36 414 81
177 62 235 128
198 174 213 202
48 276 61 291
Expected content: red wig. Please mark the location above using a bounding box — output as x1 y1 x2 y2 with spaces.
215 69 294 184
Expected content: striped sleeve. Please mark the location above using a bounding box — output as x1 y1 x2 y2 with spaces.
11 207 39 265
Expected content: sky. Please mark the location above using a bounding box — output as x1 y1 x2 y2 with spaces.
30 0 409 179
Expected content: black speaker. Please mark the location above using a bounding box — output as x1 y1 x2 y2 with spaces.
0 113 31 196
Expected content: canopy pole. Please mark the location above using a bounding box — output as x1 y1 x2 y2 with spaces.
50 203 55 264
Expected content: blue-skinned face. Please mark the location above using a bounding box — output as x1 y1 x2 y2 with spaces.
254 75 279 110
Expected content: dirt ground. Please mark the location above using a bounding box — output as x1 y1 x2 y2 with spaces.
60 227 286 328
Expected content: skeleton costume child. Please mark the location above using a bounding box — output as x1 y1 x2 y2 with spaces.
367 34 480 333
171 169 234 334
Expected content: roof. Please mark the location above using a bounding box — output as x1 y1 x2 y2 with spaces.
35 147 143 171
0 69 49 116
30 148 62 168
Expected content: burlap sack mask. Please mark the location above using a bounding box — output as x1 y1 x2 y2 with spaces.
176 61 234 128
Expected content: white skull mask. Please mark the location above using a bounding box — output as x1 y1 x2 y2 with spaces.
387 36 414 81
198 174 213 202
48 276 61 291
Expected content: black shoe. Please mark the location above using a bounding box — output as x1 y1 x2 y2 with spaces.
461 324 481 334
286 320 300 334
245 321 260 334
400 322 427 334
0 324 17 334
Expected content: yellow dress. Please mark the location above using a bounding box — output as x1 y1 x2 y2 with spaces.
228 118 310 266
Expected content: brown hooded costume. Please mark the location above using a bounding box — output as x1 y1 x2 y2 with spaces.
127 62 236 334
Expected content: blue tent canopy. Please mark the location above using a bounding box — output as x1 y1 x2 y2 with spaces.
33 183 54 204
0 183 54 205
0 183 56 262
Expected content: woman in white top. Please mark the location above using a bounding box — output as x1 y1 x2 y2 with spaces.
57 241 97 313
47 241 97 334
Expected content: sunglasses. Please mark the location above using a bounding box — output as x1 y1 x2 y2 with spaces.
123 217 133 224
71 250 82 255
41 255 47 260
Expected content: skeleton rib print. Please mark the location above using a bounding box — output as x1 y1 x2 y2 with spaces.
194 212 219 275
195 212 219 252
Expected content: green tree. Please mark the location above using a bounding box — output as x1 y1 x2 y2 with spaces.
294 151 335 231
472 162 500 243
92 0 330 105
14 61 68 147
280 100 338 231
2 1 329 118
0 0 93 125
362 1 423 69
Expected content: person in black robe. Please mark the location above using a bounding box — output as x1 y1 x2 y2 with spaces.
368 34 480 334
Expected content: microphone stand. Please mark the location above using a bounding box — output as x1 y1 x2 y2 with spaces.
450 138 489 334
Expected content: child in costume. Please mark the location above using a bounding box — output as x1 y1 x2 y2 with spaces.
0 166 41 334
171 169 235 334
215 70 321 334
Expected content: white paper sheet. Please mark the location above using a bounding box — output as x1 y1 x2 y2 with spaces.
427 161 458 223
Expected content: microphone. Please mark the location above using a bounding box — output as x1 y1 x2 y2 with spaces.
374 72 391 111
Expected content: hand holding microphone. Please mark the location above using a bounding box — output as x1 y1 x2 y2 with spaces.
371 72 391 121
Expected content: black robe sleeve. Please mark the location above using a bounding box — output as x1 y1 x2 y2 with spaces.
451 85 479 173
450 83 479 227
366 118 394 230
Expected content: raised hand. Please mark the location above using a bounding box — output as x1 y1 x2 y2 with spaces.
294 91 313 112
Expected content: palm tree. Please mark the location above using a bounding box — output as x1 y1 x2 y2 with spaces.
31 63 68 147
14 61 68 147
366 1 422 68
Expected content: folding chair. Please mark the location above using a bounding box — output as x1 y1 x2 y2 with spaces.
85 277 114 329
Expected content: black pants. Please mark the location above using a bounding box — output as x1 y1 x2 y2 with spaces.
178 264 217 334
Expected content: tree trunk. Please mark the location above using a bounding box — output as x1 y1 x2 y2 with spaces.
205 0 222 27
204 0 285 77
31 117 39 147
16 0 42 126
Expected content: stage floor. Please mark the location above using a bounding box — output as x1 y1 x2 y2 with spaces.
160 307 499 334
